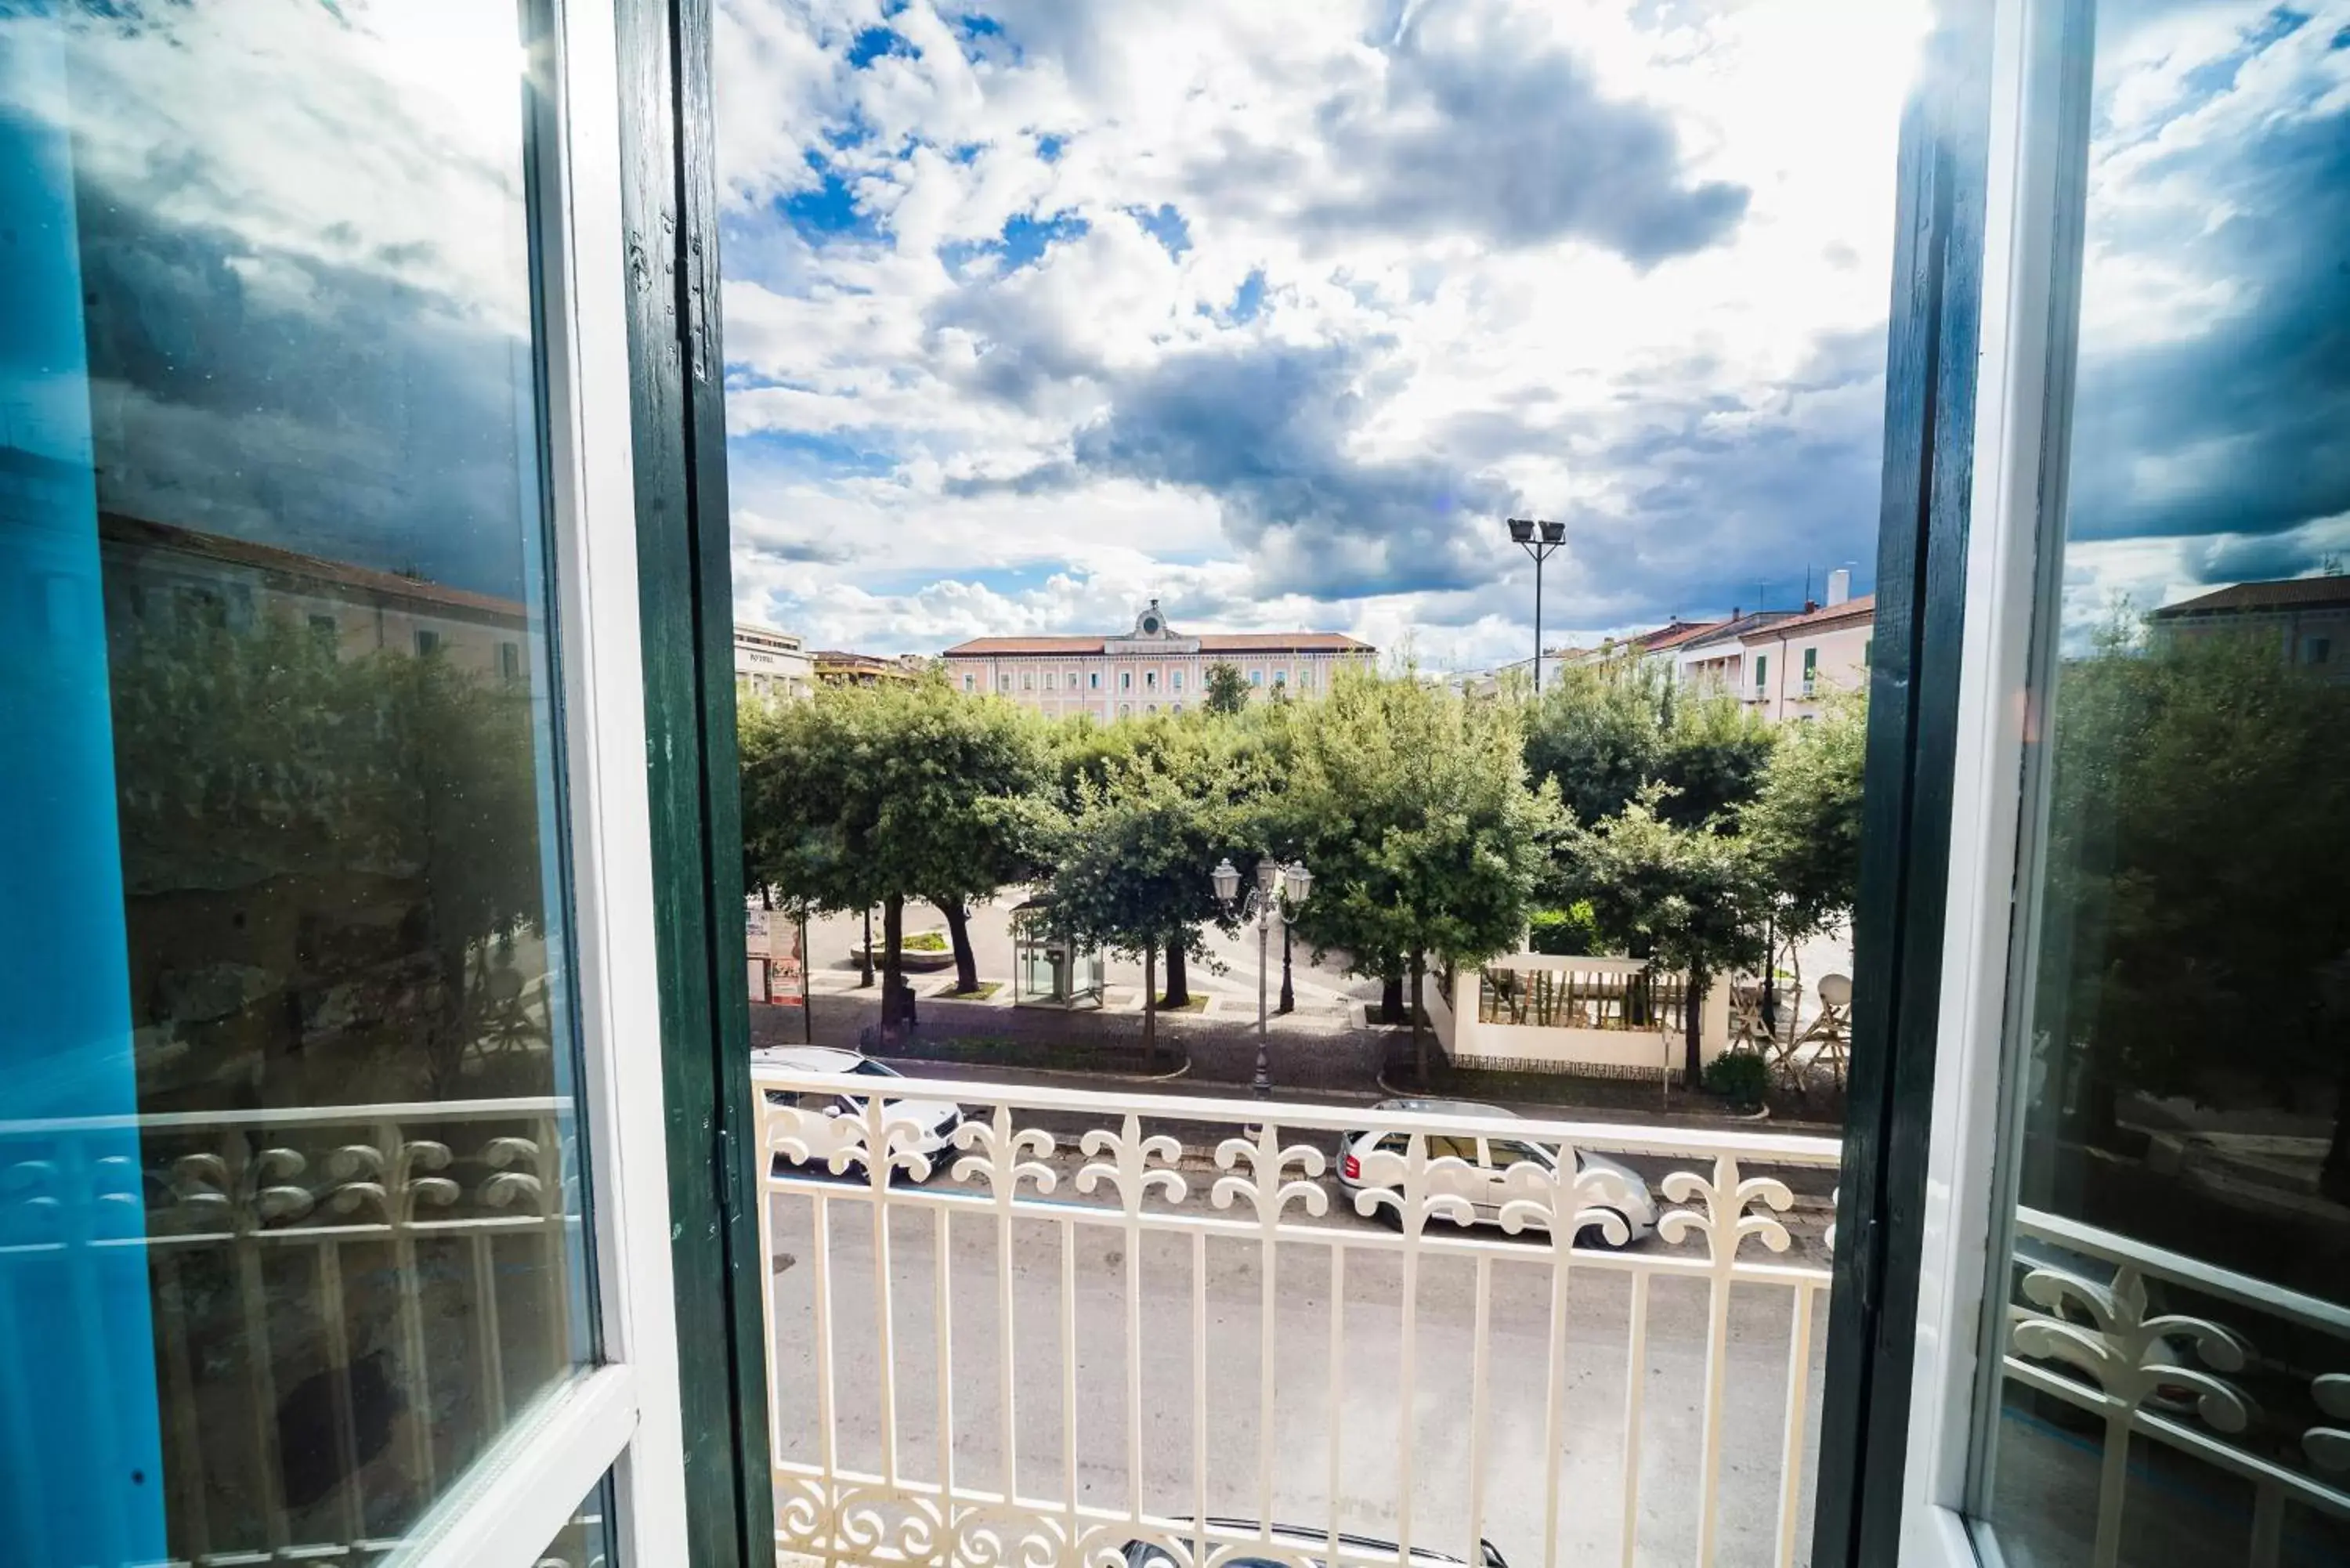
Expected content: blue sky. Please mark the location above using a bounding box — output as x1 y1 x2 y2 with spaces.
712 0 2350 668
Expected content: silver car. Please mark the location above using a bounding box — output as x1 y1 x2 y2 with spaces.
1122 1520 1507 1568
1335 1098 1658 1245
754 1045 964 1174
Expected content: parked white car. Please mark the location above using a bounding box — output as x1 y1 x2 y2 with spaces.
754 1045 964 1172
1334 1099 1658 1244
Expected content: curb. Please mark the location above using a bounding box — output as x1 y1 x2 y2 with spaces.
1372 1067 1842 1136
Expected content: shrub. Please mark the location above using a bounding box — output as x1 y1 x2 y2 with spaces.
1702 1049 1770 1110
900 930 949 952
1526 902 1603 956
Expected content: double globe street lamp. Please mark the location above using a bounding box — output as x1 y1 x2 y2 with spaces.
1211 854 1312 1097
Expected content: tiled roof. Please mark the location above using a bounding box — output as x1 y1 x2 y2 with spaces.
100 512 526 620
1754 594 1876 637
942 635 1106 655
942 631 1373 656
1636 619 1728 654
1679 609 1799 652
2150 577 2350 618
1197 632 1373 652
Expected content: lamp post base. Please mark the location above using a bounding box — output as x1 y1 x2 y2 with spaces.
1253 915 1272 1097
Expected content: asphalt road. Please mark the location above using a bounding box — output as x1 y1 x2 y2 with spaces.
766 1152 1830 1568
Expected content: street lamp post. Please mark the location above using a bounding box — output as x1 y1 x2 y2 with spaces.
1212 854 1313 1097
1506 518 1567 693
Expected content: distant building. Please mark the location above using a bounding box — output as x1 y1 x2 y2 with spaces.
733 622 814 704
2149 575 2350 680
1745 590 1875 721
942 600 1376 720
1560 616 1726 681
99 511 529 681
1672 609 1802 699
1563 569 1874 722
814 649 918 686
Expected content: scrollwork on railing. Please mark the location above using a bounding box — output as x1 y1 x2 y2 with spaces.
1493 1152 1634 1245
1210 1122 1326 1230
1658 1155 1794 1263
2008 1264 2254 1436
766 1099 875 1177
951 1104 1055 1205
168 1144 316 1231
479 1134 548 1211
2308 1373 2350 1472
949 1501 1075 1568
1076 1114 1187 1214
1348 1134 1480 1234
392 1138 460 1224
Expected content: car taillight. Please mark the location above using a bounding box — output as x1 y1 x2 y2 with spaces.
1341 1153 1360 1180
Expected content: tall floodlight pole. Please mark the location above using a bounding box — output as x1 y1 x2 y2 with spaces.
1212 854 1313 1097
1506 518 1567 692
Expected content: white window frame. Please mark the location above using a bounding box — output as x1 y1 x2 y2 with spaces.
1898 0 2064 1560
386 0 688 1559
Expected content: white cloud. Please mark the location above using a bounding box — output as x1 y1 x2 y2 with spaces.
715 0 1928 664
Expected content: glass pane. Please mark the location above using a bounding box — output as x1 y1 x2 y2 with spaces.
537 1469 620 1568
0 2 595 1564
1972 4 2350 1564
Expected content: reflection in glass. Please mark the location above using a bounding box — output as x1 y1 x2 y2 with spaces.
538 1469 620 1568
1975 3 2350 1565
1 1 593 1563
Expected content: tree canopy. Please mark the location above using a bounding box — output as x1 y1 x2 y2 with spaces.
1521 658 1776 831
739 676 1050 1012
1744 690 1867 945
1279 669 1565 1076
1202 660 1250 716
1554 786 1768 1082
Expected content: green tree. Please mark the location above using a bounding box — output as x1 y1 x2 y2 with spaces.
740 677 1050 1025
1522 659 1774 831
1556 787 1767 1085
1047 724 1253 1064
2026 621 2350 1201
108 609 544 1101
1745 690 1867 952
1282 669 1565 1082
1203 659 1250 716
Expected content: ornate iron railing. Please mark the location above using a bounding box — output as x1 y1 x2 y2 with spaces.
0 1097 582 1565
753 1068 1839 1568
2001 1207 2350 1568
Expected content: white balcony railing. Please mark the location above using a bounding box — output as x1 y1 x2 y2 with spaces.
753 1069 1841 1568
0 1097 584 1566
2000 1206 2350 1567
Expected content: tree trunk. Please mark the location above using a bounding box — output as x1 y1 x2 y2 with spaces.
2325 1053 2350 1204
1380 966 1407 1026
1683 966 1708 1088
1142 945 1158 1070
942 901 979 994
1162 940 1189 1008
879 894 909 1037
1411 951 1430 1086
859 908 875 988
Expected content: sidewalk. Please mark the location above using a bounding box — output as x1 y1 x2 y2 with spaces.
760 978 1391 1096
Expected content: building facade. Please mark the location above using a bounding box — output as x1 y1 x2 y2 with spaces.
941 601 1375 720
2148 575 2350 680
1744 591 1875 721
732 621 815 703
814 649 924 685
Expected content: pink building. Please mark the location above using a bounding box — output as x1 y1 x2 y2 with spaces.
941 601 1375 721
1744 591 1875 721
